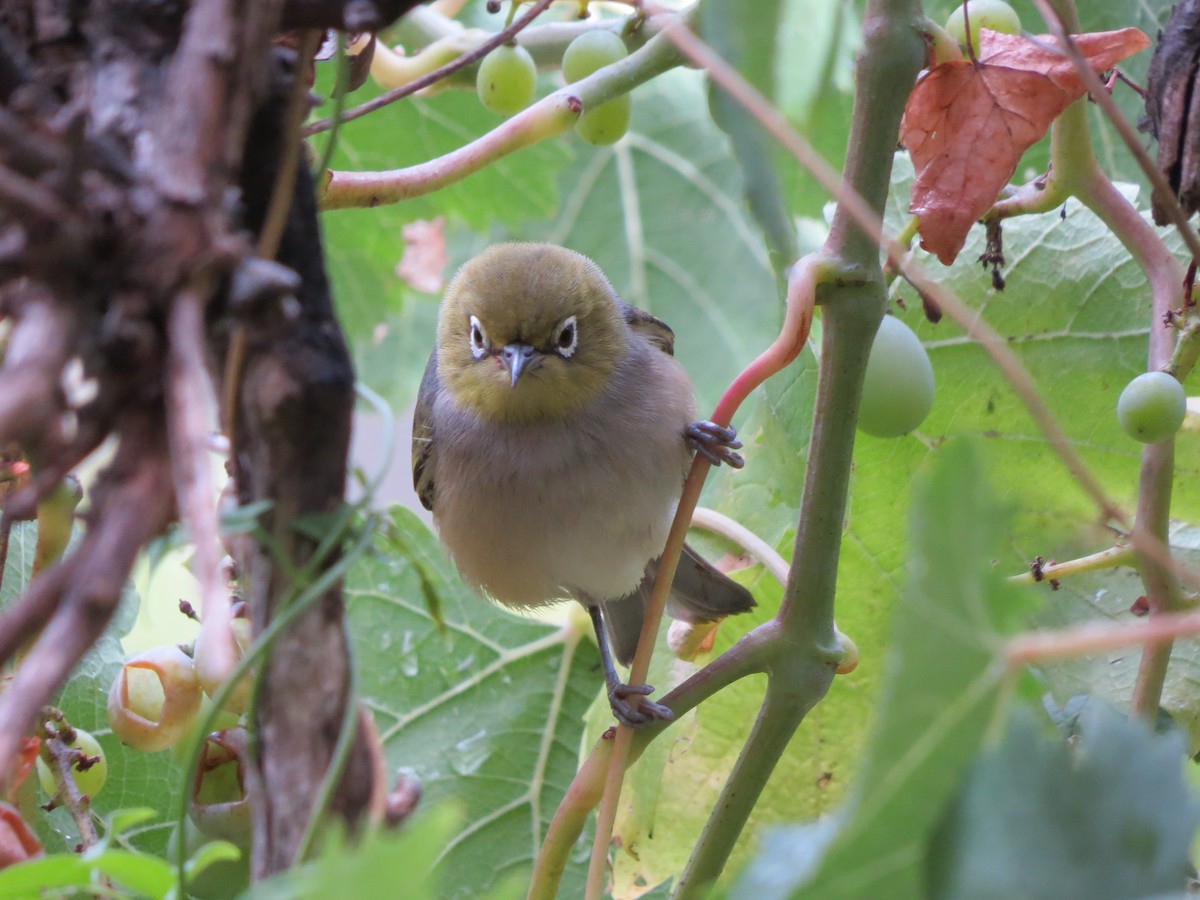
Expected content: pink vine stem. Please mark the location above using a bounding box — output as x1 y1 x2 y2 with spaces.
583 257 820 899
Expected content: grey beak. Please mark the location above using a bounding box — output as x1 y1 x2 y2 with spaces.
502 343 536 387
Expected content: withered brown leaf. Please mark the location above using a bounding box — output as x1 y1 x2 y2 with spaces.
902 28 1150 265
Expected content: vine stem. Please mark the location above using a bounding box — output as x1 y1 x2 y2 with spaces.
582 247 820 900
1008 544 1136 585
319 6 688 210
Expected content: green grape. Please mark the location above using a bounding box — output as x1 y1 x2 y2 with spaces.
562 30 631 146
576 96 631 146
945 0 1021 51
857 315 935 438
190 729 251 847
36 728 107 800
476 43 536 116
1116 372 1186 444
926 21 964 66
562 30 627 83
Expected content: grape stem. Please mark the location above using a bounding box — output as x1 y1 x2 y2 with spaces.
38 713 98 851
1008 544 1136 585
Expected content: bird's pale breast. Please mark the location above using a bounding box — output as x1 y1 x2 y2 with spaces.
432 339 695 608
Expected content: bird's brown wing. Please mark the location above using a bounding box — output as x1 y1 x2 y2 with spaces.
411 351 439 512
620 301 675 356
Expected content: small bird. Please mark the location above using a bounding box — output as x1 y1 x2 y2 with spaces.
412 243 755 726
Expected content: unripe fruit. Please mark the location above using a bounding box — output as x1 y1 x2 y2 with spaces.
1116 371 1186 444
926 22 964 66
476 43 536 116
562 30 627 84
857 315 936 438
945 0 1022 52
562 30 631 146
108 646 203 752
36 728 107 800
189 728 251 848
576 98 631 146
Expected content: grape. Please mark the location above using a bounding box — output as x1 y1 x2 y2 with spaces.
476 43 536 116
107 645 203 752
562 30 627 83
190 729 251 847
36 728 107 800
562 30 631 146
857 315 935 438
945 0 1021 51
926 22 964 66
576 97 632 146
1116 371 1186 444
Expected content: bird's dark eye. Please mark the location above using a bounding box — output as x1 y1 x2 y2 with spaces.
469 315 489 359
555 315 578 358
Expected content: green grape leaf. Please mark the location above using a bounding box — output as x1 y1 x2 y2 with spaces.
700 0 797 267
732 442 1035 898
251 806 485 900
697 158 1200 866
347 508 600 898
0 843 175 899
1037 520 1200 751
927 703 1200 900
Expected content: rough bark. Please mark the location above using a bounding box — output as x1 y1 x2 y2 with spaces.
0 0 419 876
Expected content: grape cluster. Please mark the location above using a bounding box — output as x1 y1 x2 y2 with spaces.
473 28 632 146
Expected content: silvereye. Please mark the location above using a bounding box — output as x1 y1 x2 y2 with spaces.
412 243 754 726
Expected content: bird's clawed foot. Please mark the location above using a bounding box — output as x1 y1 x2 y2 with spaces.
686 420 745 468
608 681 674 728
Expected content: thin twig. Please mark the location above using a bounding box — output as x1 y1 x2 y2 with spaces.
1007 608 1200 665
0 164 68 221
40 728 99 849
167 280 235 689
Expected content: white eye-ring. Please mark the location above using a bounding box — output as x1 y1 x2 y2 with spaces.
555 315 578 358
468 315 489 360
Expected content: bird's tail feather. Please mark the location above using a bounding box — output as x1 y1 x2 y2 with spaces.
600 544 756 666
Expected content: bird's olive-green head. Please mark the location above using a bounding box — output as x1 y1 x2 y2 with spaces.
436 243 629 424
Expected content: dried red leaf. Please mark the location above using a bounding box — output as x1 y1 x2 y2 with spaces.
394 217 448 295
0 802 42 868
902 28 1150 265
